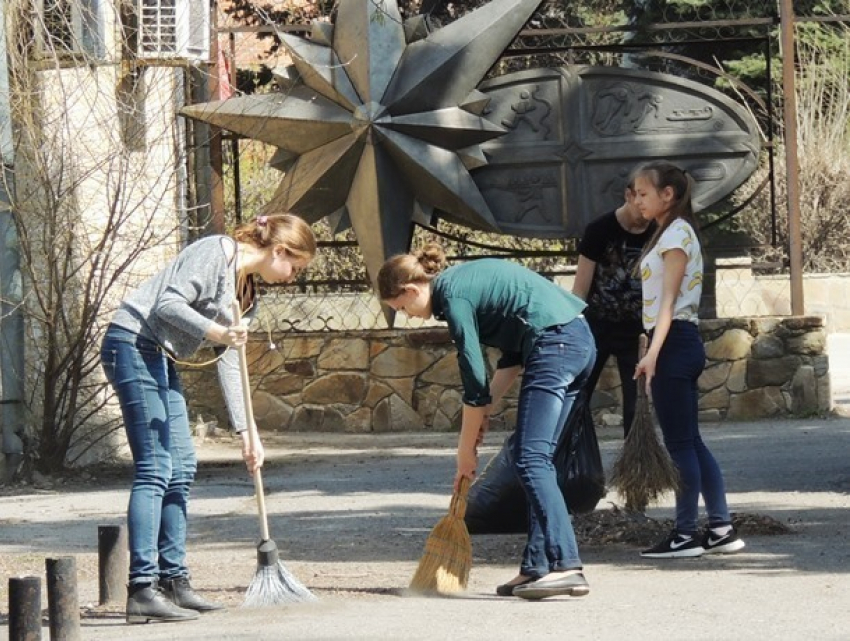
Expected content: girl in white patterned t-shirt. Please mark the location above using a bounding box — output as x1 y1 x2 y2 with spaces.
631 161 745 560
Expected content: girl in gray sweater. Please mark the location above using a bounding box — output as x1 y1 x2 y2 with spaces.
101 214 316 623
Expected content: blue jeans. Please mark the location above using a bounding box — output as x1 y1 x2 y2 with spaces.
100 324 197 586
650 321 731 535
513 317 596 578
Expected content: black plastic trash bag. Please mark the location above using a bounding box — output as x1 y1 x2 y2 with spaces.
465 390 606 535
465 432 528 534
555 390 606 515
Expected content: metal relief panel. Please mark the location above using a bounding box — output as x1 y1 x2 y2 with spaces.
574 66 760 214
474 65 761 237
475 69 576 237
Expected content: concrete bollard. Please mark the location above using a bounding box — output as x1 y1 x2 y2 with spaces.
45 557 81 641
97 524 127 605
8 575 42 641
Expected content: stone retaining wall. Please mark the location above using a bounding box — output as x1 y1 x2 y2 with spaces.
183 315 830 434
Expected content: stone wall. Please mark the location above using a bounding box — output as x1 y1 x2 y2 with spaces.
183 315 830 434
592 316 828 427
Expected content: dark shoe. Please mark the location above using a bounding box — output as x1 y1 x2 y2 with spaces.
702 526 746 555
641 530 704 559
513 572 590 601
126 581 200 624
495 576 534 597
161 576 225 612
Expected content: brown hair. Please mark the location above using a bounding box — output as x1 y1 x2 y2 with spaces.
232 213 317 261
633 161 700 264
378 242 447 300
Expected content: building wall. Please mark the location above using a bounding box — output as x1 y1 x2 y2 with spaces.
9 0 191 464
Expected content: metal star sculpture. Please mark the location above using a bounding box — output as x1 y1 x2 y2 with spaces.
182 0 544 299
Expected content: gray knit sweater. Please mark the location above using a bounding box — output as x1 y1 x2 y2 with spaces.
110 235 257 433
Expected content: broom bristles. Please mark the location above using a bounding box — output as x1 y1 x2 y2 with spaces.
609 380 680 511
409 479 472 595
243 561 316 607
409 514 472 594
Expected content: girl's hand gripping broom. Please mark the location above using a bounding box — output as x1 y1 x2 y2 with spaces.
609 334 680 512
409 476 472 595
232 303 316 607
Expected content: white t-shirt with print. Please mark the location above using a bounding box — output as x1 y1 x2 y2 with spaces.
640 218 703 331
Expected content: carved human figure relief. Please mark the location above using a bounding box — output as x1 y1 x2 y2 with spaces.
593 83 663 135
511 173 557 223
501 85 552 138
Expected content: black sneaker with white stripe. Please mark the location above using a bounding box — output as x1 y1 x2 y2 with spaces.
702 527 746 554
641 530 705 558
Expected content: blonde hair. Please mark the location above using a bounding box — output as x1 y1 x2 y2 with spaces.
378 242 447 300
232 213 317 261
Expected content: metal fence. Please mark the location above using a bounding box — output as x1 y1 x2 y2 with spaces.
217 1 850 334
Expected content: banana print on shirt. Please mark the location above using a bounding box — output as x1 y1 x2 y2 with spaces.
688 272 703 291
639 219 703 331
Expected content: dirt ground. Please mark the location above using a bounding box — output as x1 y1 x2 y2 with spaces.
2 418 850 640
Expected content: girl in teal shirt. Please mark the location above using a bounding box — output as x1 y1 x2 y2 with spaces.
379 243 596 600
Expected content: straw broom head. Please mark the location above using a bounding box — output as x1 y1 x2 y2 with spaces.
609 368 680 512
409 477 472 595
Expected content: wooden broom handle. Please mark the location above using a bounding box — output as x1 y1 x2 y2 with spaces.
232 302 271 542
450 476 471 519
637 333 649 400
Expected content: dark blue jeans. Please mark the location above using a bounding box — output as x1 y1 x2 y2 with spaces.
100 324 197 586
650 321 731 535
513 316 596 578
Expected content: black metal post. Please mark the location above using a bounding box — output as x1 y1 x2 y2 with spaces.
45 557 81 641
97 525 127 605
8 575 42 641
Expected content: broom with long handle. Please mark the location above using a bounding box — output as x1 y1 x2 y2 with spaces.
609 334 680 512
232 303 316 607
409 475 472 595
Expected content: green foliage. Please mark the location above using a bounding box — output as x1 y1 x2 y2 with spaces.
719 55 767 86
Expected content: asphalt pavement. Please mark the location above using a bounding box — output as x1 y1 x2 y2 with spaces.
2 416 850 641
0 335 848 641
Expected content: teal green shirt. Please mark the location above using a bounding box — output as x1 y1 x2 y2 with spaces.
431 259 586 406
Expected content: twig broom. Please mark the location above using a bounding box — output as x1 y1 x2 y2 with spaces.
409 476 472 595
233 303 315 607
609 335 680 512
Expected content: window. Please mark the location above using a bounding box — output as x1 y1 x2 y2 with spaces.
39 0 105 59
135 0 210 62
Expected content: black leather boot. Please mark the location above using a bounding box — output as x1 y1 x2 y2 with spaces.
126 580 200 624
161 576 225 612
